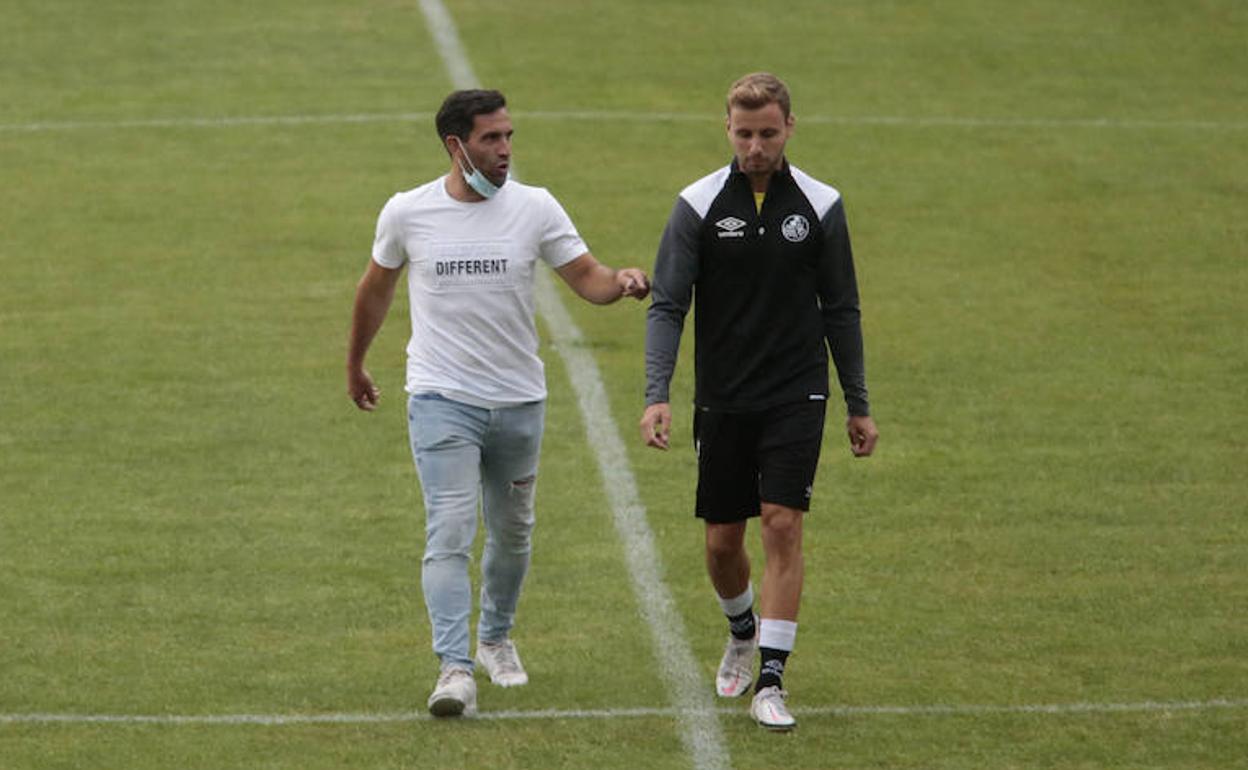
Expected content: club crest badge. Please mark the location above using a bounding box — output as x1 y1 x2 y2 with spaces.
781 214 810 243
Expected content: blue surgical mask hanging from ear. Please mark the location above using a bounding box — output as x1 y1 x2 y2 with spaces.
452 136 505 199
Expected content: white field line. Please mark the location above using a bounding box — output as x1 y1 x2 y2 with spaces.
416 0 480 93
3 110 1246 134
4 698 1245 725
415 2 729 770
0 112 433 132
532 269 729 770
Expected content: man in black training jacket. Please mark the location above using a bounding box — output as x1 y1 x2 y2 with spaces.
640 72 879 731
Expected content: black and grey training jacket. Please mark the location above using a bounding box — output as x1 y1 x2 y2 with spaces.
644 159 870 416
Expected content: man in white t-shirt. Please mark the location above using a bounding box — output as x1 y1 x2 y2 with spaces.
346 89 649 718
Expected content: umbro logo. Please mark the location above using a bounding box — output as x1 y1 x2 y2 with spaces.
714 216 747 239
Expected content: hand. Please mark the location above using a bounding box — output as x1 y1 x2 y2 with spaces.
617 268 651 300
347 367 381 411
846 415 878 457
640 402 672 450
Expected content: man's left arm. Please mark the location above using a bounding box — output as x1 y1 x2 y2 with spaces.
555 252 650 304
816 198 879 456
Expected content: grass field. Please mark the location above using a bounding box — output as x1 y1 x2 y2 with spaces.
2 1 1246 768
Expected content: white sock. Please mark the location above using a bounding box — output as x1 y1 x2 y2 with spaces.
717 585 754 618
759 618 798 652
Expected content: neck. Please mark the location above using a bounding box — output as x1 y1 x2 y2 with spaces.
746 171 772 194
741 157 784 194
445 166 486 202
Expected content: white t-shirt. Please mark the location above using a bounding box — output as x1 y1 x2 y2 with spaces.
372 175 587 407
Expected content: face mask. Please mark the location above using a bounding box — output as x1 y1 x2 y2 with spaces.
452 136 505 199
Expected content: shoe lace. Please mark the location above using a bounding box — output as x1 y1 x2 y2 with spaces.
484 640 522 674
437 667 471 687
723 637 754 670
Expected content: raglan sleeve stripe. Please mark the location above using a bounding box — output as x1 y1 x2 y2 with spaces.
817 198 870 417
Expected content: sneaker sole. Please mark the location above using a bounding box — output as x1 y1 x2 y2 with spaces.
486 676 527 687
428 697 468 718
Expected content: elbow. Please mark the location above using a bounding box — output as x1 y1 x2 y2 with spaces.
591 289 621 306
573 284 616 305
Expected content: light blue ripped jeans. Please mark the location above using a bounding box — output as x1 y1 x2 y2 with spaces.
407 393 544 670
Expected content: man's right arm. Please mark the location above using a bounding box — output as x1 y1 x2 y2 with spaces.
346 260 403 411
641 196 701 448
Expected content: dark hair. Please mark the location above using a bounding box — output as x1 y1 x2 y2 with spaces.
435 89 507 141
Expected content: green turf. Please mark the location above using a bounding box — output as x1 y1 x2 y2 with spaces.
2 0 1246 768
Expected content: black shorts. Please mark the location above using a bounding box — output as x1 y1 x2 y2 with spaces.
693 399 827 522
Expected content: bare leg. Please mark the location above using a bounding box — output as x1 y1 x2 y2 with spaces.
758 503 803 621
704 521 750 599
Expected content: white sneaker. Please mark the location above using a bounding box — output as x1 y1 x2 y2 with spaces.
427 665 477 717
716 629 757 698
475 639 529 687
750 685 796 731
